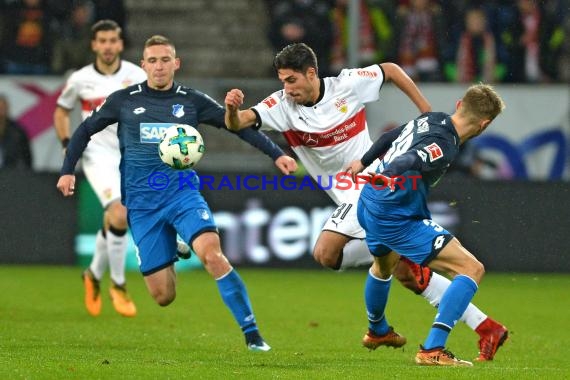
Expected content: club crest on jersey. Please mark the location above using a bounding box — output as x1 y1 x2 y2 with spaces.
103 188 113 200
335 98 348 113
121 79 133 88
198 209 210 220
424 143 443 162
172 104 185 118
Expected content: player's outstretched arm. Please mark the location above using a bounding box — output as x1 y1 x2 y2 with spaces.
230 127 297 174
225 89 257 131
380 62 431 114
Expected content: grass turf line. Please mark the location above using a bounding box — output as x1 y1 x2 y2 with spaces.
0 266 569 379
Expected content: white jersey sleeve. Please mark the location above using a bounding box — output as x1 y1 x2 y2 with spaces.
252 90 290 133
57 71 82 111
337 64 385 104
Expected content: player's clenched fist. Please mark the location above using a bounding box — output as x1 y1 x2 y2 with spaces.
57 174 76 196
225 89 244 111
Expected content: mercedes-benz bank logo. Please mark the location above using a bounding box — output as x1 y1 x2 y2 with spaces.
303 133 319 147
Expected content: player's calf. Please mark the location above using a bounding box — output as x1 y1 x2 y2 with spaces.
394 257 433 294
144 267 177 306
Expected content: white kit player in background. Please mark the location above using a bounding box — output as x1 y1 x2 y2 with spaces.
53 20 144 318
225 43 508 360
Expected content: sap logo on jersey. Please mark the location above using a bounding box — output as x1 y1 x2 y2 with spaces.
140 123 176 143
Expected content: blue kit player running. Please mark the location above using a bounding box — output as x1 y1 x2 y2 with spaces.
57 35 297 351
347 84 507 366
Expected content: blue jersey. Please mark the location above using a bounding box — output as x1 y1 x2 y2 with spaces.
62 81 283 209
360 112 460 220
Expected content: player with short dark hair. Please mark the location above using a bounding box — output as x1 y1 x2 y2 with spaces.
54 19 146 317
225 43 507 361
57 34 296 351
348 83 506 366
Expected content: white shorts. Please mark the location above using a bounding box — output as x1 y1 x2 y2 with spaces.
322 199 365 239
82 140 122 209
321 157 379 239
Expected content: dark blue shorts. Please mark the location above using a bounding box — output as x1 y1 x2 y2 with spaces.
128 192 217 275
357 198 453 266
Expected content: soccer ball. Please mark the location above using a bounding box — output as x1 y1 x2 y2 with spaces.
158 124 205 170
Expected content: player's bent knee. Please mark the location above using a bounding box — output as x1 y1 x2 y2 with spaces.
199 250 231 278
312 245 340 269
458 257 485 284
107 202 128 227
470 260 485 283
152 290 175 306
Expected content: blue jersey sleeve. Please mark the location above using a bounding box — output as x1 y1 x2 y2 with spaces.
60 92 122 175
191 89 285 162
231 127 285 161
383 136 456 177
361 124 405 167
192 89 226 129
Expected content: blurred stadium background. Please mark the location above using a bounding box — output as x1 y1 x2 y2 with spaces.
0 0 569 274
2 3 570 378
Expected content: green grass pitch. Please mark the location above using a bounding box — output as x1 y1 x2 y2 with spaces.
0 266 569 379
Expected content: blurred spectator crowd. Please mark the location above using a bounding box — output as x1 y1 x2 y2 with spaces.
0 0 127 75
265 0 570 83
0 0 568 83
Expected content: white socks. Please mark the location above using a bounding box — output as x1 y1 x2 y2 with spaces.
89 228 128 285
106 229 128 286
89 230 108 280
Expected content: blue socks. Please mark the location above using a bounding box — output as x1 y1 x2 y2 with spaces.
423 274 478 349
216 269 258 335
364 270 392 336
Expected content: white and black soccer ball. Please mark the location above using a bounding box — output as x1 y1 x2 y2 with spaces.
158 124 205 170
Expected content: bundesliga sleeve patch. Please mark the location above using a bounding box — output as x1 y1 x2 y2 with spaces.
424 143 443 162
261 95 278 108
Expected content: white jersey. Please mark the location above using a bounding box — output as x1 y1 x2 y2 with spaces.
57 60 147 150
253 64 385 205
56 60 146 207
